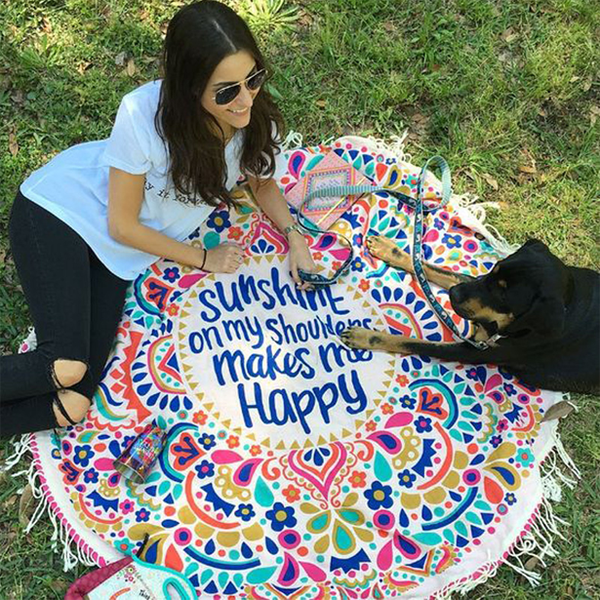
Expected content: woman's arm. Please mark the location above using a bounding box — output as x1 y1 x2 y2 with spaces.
108 167 242 273
247 176 316 287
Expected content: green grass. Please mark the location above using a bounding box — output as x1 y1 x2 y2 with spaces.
1 0 599 598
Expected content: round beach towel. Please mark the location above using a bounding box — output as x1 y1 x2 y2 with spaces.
17 137 573 599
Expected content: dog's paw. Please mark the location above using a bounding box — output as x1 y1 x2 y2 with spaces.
340 326 385 350
366 236 412 270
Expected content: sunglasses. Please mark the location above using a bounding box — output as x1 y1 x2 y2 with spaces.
212 68 268 106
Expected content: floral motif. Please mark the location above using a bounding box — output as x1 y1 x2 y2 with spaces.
349 471 367 488
73 445 95 468
415 415 433 433
515 447 534 467
234 503 256 521
206 209 231 233
397 469 417 489
282 485 301 503
135 508 150 523
199 433 216 450
163 267 180 282
364 481 393 510
195 460 214 479
266 502 297 532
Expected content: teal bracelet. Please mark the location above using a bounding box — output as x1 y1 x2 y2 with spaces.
283 224 300 238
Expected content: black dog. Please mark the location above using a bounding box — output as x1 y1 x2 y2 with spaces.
341 237 600 395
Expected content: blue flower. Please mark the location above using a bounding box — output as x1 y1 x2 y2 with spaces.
398 469 417 489
195 460 214 479
490 435 502 448
163 267 181 282
235 503 256 522
399 395 415 409
188 228 200 240
207 210 231 233
466 367 479 381
364 481 393 510
352 257 365 272
503 383 517 396
199 433 216 450
433 217 445 230
135 508 150 522
353 233 364 247
442 234 461 249
505 492 517 506
415 416 432 433
83 468 99 483
266 502 297 532
73 445 95 468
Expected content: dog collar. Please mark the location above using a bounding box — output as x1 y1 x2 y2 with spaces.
469 331 507 350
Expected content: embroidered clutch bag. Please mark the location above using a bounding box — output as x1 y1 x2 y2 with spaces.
286 151 374 230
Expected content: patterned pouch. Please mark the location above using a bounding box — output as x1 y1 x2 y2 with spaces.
285 150 374 229
65 553 196 600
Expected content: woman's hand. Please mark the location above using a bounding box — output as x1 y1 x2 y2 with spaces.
288 231 317 290
201 243 244 274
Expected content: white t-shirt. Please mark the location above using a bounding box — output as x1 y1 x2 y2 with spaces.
20 80 245 280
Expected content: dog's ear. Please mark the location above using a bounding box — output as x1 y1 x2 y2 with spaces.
523 239 548 252
509 294 565 337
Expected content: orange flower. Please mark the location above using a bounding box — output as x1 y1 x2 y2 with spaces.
313 251 323 260
249 444 262 456
282 484 300 502
192 410 208 425
381 403 394 415
228 226 243 241
358 279 370 292
349 470 366 488
331 260 342 271
166 303 179 316
395 374 409 386
227 435 240 449
365 420 376 432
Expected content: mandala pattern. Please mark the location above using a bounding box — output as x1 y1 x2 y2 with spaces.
34 139 561 598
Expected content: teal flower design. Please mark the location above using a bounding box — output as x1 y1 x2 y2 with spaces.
515 447 534 467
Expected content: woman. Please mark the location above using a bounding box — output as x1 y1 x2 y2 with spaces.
0 1 315 437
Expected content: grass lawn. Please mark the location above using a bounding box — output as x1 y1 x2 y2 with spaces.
1 0 598 597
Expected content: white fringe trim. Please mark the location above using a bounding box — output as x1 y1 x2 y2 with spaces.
430 429 581 598
3 433 99 571
19 326 38 352
281 130 304 151
453 194 519 256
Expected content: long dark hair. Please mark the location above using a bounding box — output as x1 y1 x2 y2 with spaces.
155 1 283 207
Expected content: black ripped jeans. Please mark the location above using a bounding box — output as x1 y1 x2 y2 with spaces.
0 192 130 437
